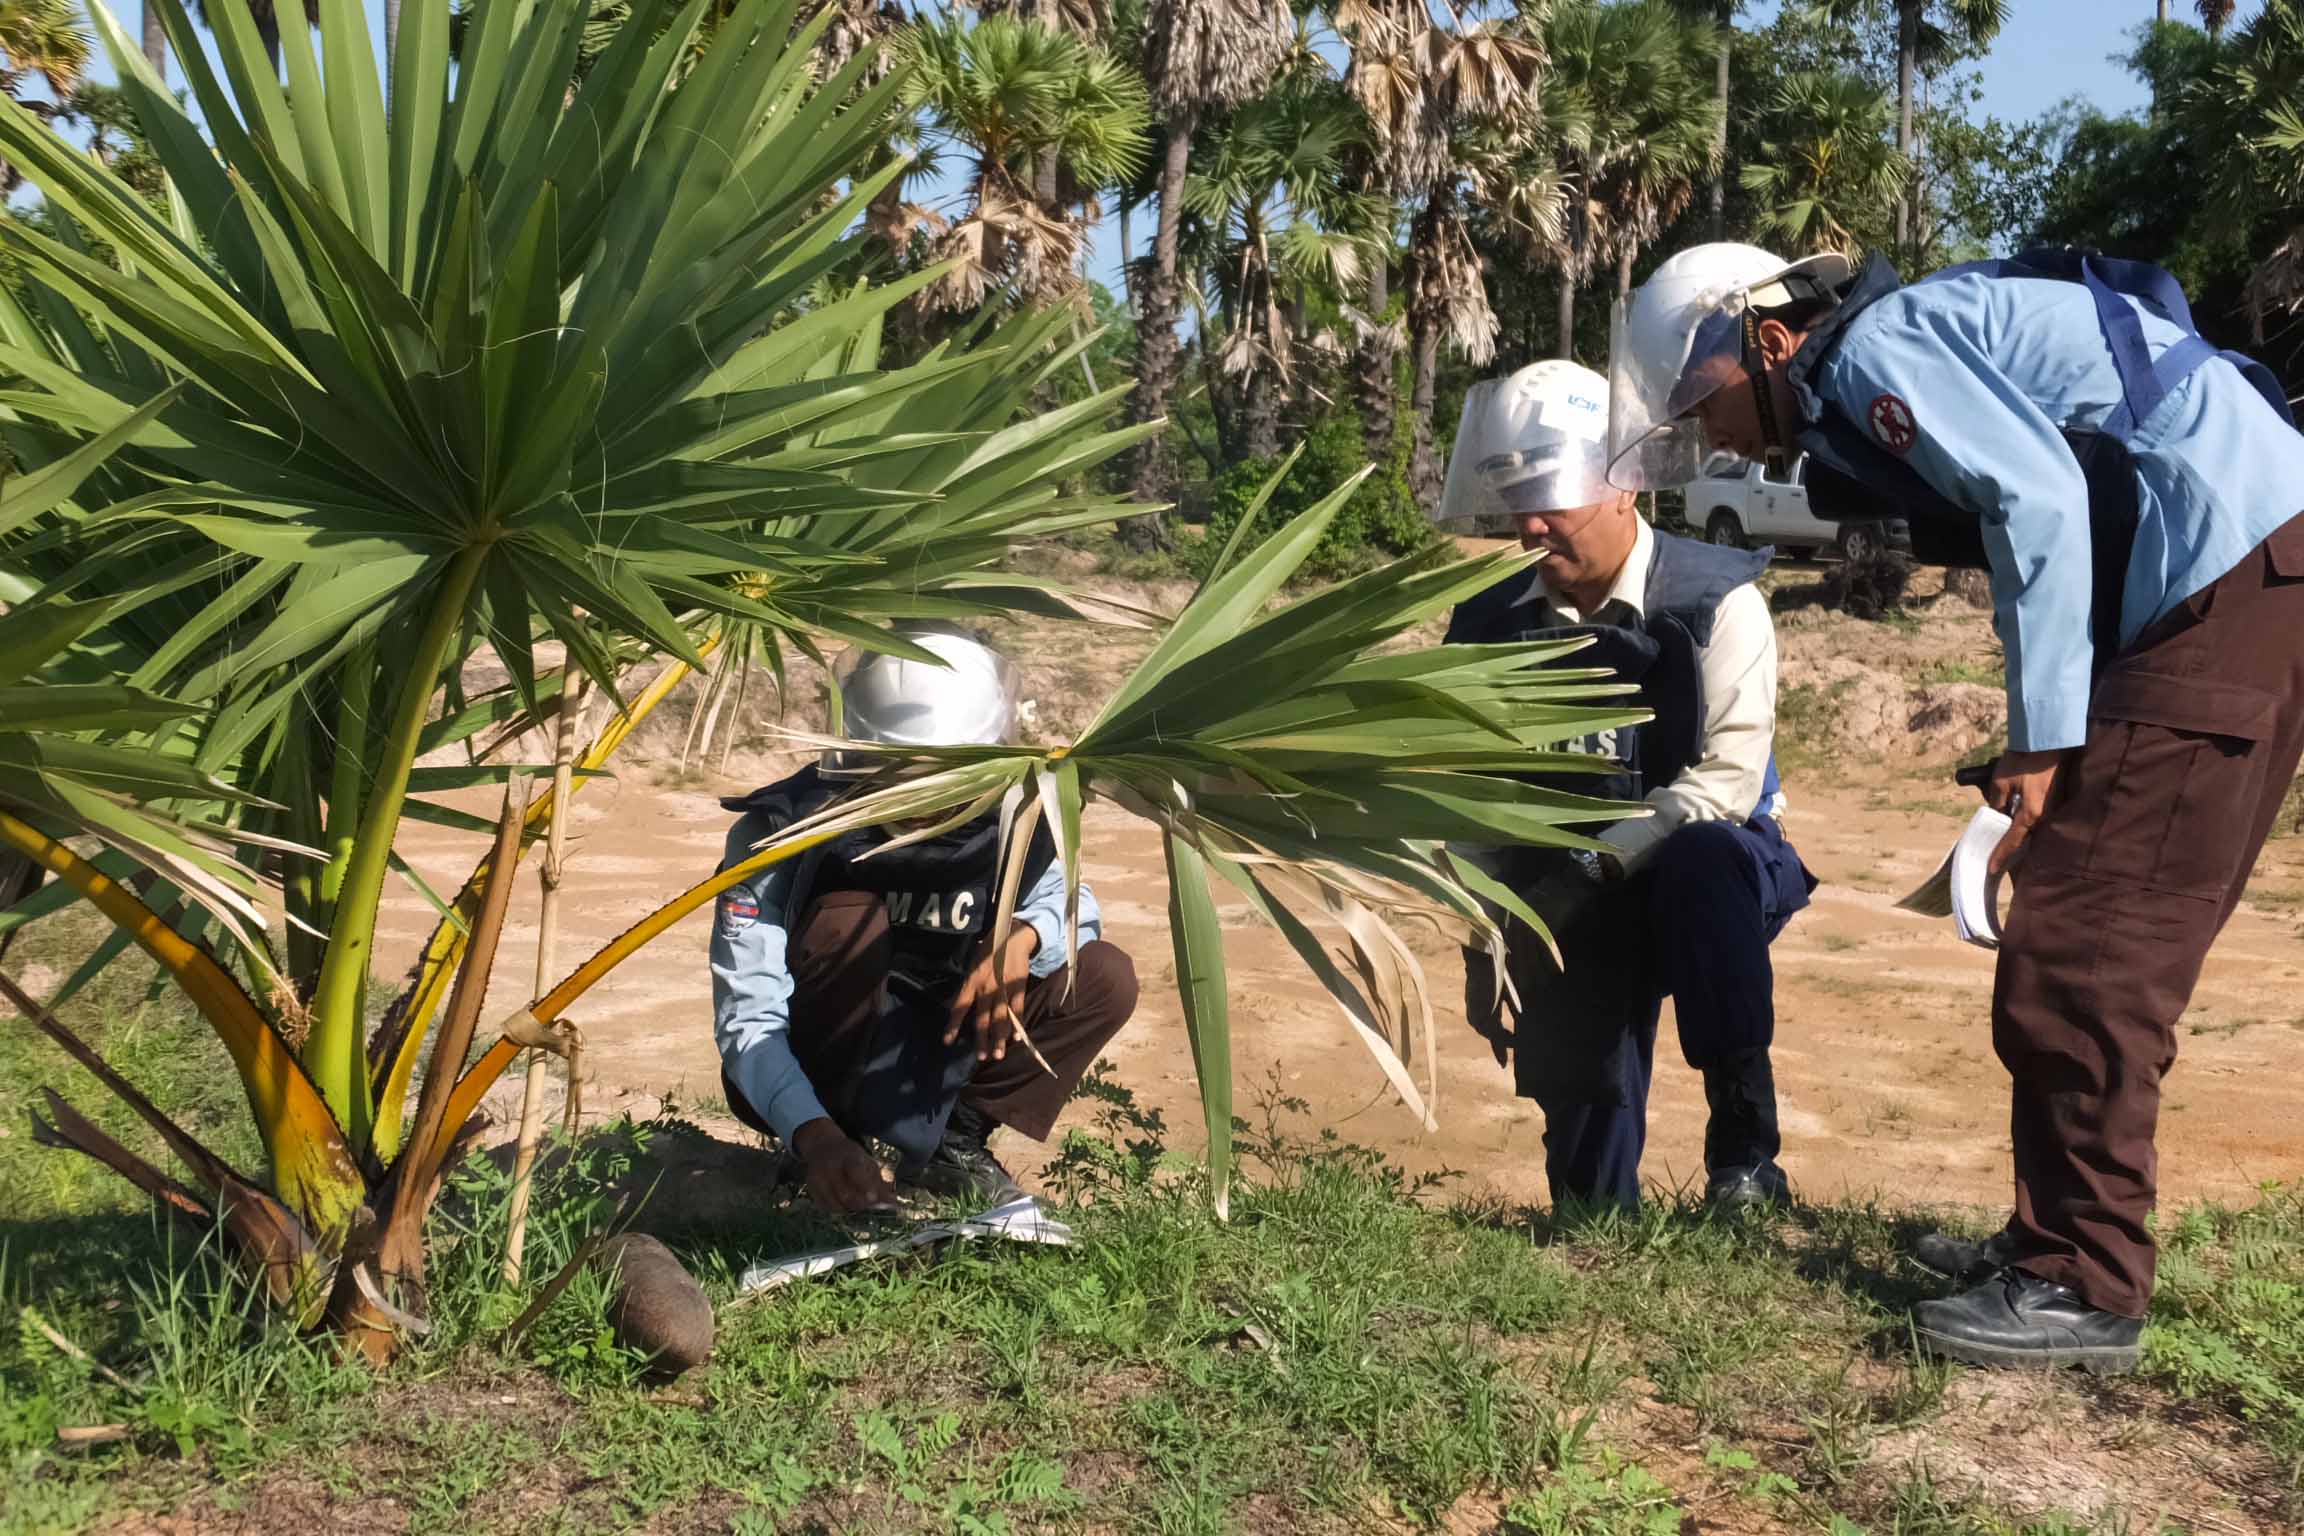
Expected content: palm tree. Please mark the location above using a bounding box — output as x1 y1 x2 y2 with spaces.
1128 0 1292 514
1535 1 1718 357
902 14 1151 312
2196 0 2235 39
1740 68 1912 256
1183 79 1387 456
1337 0 1541 506
142 1 162 73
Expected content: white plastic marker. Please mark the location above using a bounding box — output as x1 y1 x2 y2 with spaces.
1896 803 2014 950
738 1197 1075 1295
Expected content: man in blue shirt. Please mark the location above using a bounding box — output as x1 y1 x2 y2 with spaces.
710 627 1137 1211
1608 242 2304 1373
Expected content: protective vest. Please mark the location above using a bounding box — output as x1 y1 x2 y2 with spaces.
1791 247 2298 673
718 766 1058 997
1445 530 1781 816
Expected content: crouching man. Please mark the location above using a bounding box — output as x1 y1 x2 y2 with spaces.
709 626 1139 1211
1439 360 1816 1215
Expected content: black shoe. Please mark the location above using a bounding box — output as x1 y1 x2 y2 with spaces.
1910 1224 2014 1284
1912 1269 2143 1374
1704 1160 1791 1212
904 1135 1025 1206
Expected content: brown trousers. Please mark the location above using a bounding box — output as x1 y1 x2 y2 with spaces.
1997 512 2304 1316
781 890 1137 1144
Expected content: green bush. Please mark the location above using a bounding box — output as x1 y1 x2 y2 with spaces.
1198 410 1437 582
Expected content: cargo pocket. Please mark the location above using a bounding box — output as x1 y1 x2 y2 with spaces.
2053 671 2279 900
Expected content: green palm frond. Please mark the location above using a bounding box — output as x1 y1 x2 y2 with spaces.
734 463 1648 1214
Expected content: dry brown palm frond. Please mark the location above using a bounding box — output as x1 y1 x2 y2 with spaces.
928 192 1086 310
1146 0 1292 113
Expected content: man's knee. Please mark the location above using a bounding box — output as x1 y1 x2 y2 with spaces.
1068 940 1140 1026
1645 819 1750 883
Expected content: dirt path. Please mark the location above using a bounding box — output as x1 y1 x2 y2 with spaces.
377 572 2304 1220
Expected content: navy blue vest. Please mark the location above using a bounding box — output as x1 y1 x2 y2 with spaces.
720 766 1058 996
1445 531 1782 816
1790 248 2297 672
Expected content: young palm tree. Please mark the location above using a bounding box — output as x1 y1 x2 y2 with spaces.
0 0 87 187
902 13 1151 311
1739 68 1912 256
0 0 1640 1358
1182 78 1387 457
1128 0 1291 512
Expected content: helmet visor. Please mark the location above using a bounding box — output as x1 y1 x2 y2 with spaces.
1604 297 1748 492
1436 376 1614 526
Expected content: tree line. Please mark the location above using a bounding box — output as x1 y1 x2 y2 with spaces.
5 0 2301 559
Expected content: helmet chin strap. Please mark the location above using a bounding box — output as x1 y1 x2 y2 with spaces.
1740 312 1790 473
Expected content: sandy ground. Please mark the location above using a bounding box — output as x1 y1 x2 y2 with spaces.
376 567 2304 1221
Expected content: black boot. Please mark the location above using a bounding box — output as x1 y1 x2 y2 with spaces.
1704 1160 1792 1211
1702 1050 1786 1210
905 1101 1025 1206
1910 1223 2014 1284
1912 1269 2143 1374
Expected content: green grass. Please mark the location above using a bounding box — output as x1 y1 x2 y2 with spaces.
5 914 2304 1533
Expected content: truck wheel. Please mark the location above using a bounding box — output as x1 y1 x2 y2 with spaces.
1837 523 1882 564
1706 512 1745 549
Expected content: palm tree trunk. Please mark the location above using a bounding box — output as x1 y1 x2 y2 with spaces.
1711 22 1730 241
1557 188 1586 361
1126 107 1197 543
2155 0 2169 20
142 0 165 74
1618 243 1636 301
1409 315 1443 507
1353 248 1397 464
1895 0 1917 260
1119 199 1136 317
386 0 401 59
1557 273 1576 361
1405 192 1449 509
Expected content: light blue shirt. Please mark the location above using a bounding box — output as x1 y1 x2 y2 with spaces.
1812 273 2304 751
708 813 1100 1141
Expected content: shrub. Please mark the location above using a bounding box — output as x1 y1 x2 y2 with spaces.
1198 410 1437 582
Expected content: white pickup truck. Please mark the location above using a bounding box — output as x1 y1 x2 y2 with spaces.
1686 456 1908 562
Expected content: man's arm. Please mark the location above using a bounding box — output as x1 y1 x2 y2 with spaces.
1598 581 1776 867
708 823 830 1143
1014 859 1101 979
1822 308 2096 752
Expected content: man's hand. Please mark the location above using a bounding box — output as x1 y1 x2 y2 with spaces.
792 1117 897 1212
1986 747 2076 877
944 923 1039 1062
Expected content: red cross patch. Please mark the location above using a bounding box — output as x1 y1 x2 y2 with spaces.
1867 393 1917 455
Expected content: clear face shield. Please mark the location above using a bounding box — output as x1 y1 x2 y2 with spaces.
1435 373 1615 528
1604 299 1751 493
821 632 1022 780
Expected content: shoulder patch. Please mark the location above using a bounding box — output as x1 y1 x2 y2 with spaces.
717 892 760 936
1866 393 1917 456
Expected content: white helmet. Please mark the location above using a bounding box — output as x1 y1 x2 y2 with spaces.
822 626 1020 779
1605 243 1850 491
1435 360 1615 526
